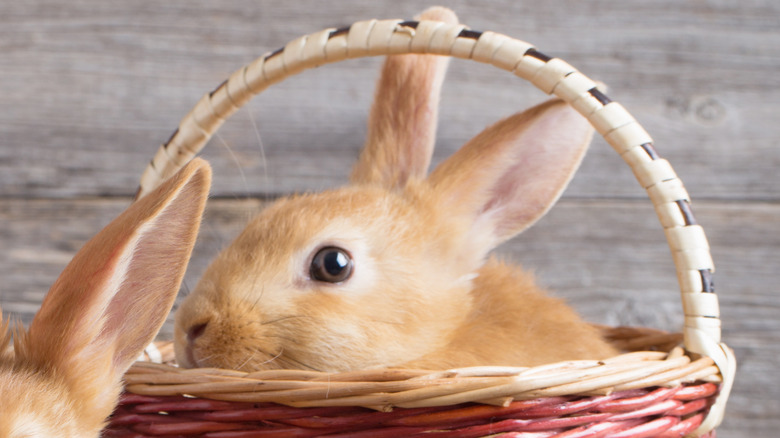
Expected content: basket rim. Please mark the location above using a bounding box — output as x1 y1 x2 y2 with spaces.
129 328 717 410
133 15 735 434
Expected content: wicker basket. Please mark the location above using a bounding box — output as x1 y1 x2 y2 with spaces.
110 16 736 438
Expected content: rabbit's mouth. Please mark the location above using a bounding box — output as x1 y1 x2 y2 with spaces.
175 321 312 372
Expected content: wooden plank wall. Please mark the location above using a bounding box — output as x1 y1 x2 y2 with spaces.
1 1 777 435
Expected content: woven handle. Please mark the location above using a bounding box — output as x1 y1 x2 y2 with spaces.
135 18 735 433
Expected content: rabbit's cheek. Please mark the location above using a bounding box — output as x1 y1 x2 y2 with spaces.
314 323 366 353
3 416 60 437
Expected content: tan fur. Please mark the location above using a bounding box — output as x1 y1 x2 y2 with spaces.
0 159 211 437
351 7 457 187
404 258 618 369
175 7 617 373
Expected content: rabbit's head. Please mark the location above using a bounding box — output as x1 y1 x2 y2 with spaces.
174 7 597 373
0 159 210 437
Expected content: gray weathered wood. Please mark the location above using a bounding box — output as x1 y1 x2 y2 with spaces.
0 0 777 200
0 1 777 436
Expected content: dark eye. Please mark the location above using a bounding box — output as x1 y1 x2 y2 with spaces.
310 246 354 283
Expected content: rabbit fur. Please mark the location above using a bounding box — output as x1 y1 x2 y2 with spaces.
0 159 211 437
174 7 617 374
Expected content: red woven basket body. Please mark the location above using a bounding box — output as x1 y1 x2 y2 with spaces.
112 11 735 438
107 383 718 437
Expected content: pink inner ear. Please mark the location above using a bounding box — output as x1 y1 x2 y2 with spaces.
486 136 583 237
15 160 209 425
430 99 593 249
101 193 203 370
44 215 182 375
484 110 591 240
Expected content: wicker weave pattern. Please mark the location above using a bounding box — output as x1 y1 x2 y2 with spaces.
106 384 717 437
125 345 718 408
131 17 735 436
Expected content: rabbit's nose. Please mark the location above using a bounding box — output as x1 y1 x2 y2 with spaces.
187 321 209 342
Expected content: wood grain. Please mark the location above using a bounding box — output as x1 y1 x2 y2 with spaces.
0 0 778 199
0 1 777 436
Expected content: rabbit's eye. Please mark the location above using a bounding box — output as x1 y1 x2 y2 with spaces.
310 246 353 283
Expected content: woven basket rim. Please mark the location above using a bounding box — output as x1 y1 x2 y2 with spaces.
130 327 717 409
132 15 735 435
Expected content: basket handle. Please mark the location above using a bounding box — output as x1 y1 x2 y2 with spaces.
135 18 735 433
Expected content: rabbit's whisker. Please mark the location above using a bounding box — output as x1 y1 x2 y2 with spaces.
236 350 262 370
258 348 283 367
248 289 266 312
257 334 299 344
279 354 321 372
260 315 310 326
214 131 250 200
245 103 270 189
371 319 403 326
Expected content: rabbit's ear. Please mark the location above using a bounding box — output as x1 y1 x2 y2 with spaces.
351 7 457 188
429 98 593 254
19 158 211 416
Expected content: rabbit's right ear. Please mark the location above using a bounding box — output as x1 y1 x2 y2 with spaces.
351 7 458 188
18 158 211 424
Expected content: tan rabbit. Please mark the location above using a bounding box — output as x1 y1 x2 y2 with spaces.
174 7 617 373
0 159 211 437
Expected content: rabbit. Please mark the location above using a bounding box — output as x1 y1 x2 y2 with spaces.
173 6 618 373
0 158 211 437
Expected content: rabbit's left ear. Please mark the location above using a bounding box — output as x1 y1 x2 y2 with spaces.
429 98 594 254
20 159 211 417
351 7 458 188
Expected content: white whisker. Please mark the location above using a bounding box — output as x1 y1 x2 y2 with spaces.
214 131 250 198
245 104 269 189
260 348 283 366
